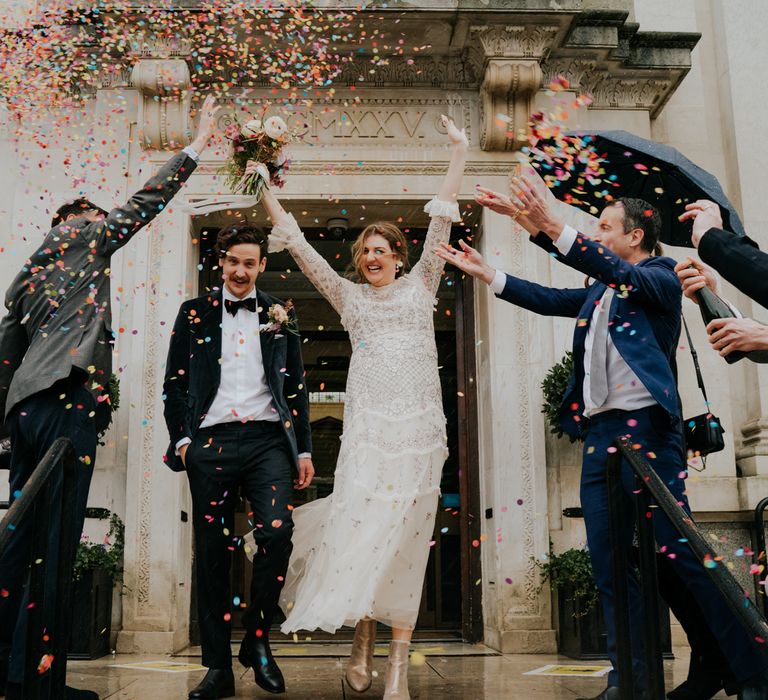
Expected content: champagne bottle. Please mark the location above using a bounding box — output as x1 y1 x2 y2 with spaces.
693 286 744 364
694 283 768 364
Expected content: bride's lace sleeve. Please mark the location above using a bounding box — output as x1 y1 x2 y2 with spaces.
270 212 350 315
411 198 461 295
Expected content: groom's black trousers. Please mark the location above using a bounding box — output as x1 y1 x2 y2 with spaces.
186 420 294 670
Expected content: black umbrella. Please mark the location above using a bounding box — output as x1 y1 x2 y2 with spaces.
527 129 745 248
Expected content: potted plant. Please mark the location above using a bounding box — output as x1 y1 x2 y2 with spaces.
68 512 124 660
535 547 608 658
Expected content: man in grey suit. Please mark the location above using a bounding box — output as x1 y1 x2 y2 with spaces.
0 96 219 700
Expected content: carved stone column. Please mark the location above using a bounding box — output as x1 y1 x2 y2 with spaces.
131 58 192 150
470 26 556 151
480 60 542 151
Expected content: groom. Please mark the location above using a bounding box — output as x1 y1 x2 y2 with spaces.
163 223 313 699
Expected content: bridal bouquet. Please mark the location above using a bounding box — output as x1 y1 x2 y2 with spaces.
222 114 292 201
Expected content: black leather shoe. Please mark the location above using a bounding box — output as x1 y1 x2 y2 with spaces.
667 675 725 700
578 688 621 700
188 669 235 700
238 636 285 694
5 682 99 699
578 688 650 700
738 672 768 700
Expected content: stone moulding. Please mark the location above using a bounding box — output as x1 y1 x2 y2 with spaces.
119 10 698 148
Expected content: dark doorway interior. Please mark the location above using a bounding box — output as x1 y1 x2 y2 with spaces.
189 205 481 642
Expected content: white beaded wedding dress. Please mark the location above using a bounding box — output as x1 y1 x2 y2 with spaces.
263 198 459 633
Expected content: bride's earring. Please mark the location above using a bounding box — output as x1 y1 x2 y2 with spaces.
346 618 377 692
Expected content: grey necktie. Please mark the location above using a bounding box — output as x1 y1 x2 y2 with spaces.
589 287 614 408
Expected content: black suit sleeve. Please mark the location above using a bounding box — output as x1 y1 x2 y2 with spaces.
284 307 312 455
0 308 28 435
699 228 768 308
163 302 193 450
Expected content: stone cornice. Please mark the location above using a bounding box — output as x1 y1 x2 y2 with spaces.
110 5 699 150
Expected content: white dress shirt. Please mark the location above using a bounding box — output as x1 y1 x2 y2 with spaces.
176 286 310 457
490 224 656 418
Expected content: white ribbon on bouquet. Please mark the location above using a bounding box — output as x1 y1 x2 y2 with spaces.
177 163 271 216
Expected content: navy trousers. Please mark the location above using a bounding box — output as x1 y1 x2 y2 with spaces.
581 405 767 688
0 377 97 684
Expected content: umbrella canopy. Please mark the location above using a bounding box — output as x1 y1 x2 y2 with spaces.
528 130 745 248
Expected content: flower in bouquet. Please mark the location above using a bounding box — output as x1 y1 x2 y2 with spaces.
223 114 293 201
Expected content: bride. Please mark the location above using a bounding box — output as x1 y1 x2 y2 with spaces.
249 115 467 699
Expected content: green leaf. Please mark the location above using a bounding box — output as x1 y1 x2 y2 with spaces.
541 351 578 443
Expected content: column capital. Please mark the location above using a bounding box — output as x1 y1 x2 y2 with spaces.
131 57 193 151
469 25 554 152
478 58 542 152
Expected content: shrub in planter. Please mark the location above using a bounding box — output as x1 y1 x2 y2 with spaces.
69 513 124 660
536 547 672 659
536 547 607 658
541 351 579 443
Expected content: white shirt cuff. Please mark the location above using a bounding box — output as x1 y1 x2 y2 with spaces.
175 437 192 455
490 269 506 295
298 452 311 459
554 224 579 255
725 300 743 318
182 145 200 162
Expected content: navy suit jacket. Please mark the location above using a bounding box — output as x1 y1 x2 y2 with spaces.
496 232 682 439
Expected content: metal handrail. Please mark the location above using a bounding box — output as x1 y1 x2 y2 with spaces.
755 497 768 619
0 437 77 700
607 436 768 700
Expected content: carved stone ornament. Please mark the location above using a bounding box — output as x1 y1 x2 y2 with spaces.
131 58 193 150
468 26 554 151
471 25 559 61
479 59 542 151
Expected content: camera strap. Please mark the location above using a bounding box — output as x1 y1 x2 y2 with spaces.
682 316 710 408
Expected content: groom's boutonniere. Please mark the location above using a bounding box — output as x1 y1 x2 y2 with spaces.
261 300 299 336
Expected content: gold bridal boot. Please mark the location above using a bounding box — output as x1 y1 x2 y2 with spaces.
383 640 411 700
345 619 377 692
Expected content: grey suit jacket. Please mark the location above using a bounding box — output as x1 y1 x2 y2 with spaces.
0 151 198 435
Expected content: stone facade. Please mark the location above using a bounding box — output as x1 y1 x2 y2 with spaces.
0 0 766 655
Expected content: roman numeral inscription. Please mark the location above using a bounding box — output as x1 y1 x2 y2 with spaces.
311 109 427 139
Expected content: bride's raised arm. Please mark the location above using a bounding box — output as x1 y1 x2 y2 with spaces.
412 116 469 295
256 170 351 316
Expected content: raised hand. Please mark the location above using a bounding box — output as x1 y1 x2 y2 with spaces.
674 257 719 303
441 114 469 149
190 94 220 155
678 200 724 248
433 240 495 284
475 186 519 218
245 160 270 181
509 175 564 238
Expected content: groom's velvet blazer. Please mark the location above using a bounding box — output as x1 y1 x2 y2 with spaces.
495 231 683 439
162 288 312 471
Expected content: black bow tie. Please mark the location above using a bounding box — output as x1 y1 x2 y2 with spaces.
224 297 257 316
